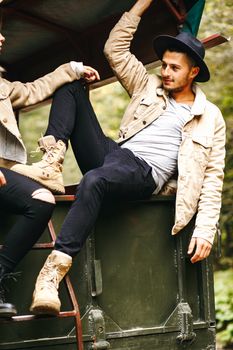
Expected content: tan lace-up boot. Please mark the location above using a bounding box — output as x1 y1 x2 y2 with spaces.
30 250 72 315
11 135 66 194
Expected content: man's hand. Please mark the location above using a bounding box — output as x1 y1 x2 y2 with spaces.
83 65 100 83
0 170 6 187
188 237 212 264
130 0 154 17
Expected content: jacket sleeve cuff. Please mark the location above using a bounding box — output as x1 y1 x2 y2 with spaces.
192 228 215 245
70 61 84 80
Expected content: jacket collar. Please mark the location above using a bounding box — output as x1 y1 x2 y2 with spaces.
191 84 207 116
156 76 207 116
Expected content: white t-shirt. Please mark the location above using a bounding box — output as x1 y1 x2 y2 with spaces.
121 98 192 193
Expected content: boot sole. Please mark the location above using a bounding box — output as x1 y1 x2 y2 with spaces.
13 173 65 194
30 302 60 316
0 303 17 318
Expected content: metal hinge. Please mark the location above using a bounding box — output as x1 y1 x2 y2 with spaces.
88 309 110 350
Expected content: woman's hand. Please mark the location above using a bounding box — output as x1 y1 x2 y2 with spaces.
83 65 100 83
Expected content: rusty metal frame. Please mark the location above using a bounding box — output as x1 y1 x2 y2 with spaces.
202 33 230 49
162 0 187 24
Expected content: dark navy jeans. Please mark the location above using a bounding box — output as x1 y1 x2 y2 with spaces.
45 81 156 257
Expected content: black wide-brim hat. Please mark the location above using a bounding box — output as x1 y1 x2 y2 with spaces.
153 32 210 82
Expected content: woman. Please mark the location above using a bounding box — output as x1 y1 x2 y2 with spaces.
0 31 99 317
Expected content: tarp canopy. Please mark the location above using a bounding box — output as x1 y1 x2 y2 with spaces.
182 0 205 35
0 0 215 82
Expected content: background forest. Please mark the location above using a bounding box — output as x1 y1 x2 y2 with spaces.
19 0 232 348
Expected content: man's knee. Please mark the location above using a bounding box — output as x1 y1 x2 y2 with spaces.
32 188 56 204
79 170 106 195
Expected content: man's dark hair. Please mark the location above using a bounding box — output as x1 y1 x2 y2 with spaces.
166 46 198 68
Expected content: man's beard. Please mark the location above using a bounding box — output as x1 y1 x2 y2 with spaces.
163 85 184 93
162 76 190 94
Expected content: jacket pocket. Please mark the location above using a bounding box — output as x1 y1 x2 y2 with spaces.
192 135 213 167
192 135 213 148
133 96 158 120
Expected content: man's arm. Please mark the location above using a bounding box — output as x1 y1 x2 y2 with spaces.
104 1 154 97
188 109 226 263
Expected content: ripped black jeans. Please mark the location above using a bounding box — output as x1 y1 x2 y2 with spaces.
0 168 55 272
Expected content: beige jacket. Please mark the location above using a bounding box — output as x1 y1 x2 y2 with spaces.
104 12 226 244
0 63 77 166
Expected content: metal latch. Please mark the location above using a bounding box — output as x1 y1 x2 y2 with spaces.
176 303 196 343
164 302 196 343
89 309 110 350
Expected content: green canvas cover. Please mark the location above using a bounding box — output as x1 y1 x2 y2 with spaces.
182 0 205 35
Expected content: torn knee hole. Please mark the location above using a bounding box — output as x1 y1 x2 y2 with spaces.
32 188 55 204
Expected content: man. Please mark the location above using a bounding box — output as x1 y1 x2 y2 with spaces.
0 28 99 318
12 0 225 316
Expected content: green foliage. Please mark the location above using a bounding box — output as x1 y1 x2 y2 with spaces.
215 269 233 348
219 118 233 262
198 0 233 266
90 82 129 140
199 0 233 118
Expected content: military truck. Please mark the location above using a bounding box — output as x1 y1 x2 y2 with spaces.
0 1 227 349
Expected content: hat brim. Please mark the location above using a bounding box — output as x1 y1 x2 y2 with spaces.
153 35 210 82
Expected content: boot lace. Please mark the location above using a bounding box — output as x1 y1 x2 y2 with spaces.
30 133 47 159
30 144 64 167
0 272 20 303
30 145 55 163
0 284 5 303
38 262 61 291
